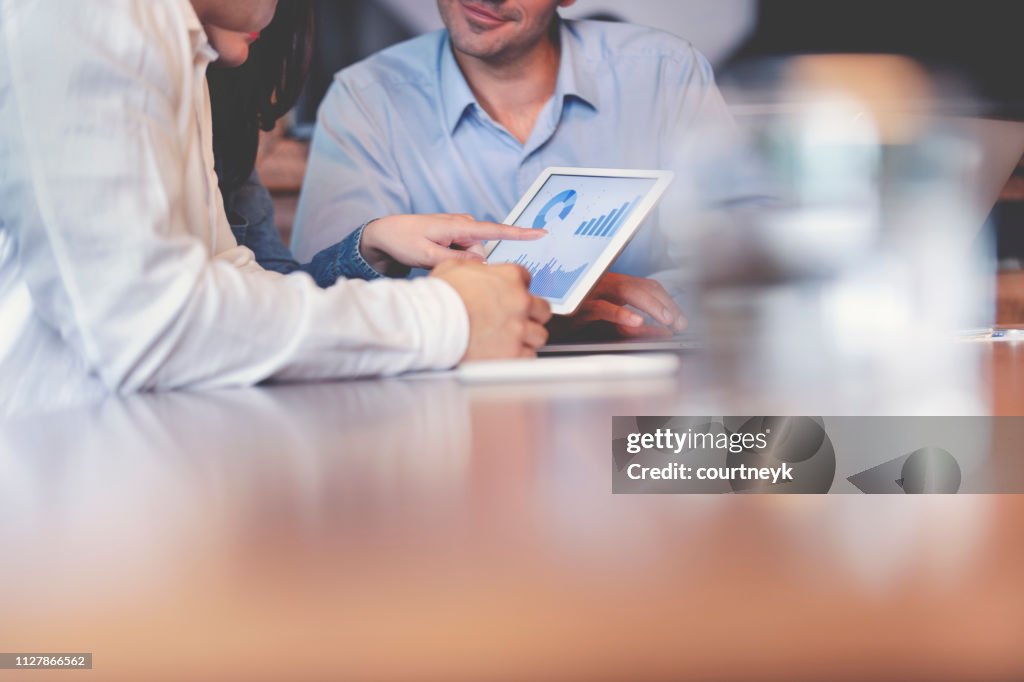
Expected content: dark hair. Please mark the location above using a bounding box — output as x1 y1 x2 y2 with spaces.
209 1 315 192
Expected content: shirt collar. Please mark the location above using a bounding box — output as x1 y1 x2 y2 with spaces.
438 19 600 136
439 33 479 134
182 0 220 64
556 20 600 113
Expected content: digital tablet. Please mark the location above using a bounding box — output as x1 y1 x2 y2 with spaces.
484 168 674 315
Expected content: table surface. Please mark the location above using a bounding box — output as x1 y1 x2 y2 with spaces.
1 342 1023 681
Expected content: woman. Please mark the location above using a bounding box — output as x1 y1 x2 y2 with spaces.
0 0 550 406
206 2 540 287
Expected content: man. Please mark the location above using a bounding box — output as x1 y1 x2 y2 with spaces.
0 0 549 415
293 0 733 337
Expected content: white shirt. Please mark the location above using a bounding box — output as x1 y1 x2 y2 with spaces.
0 0 469 414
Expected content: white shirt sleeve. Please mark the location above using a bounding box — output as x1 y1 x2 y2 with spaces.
1 0 468 392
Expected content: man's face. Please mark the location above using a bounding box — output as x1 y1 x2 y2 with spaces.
438 0 575 64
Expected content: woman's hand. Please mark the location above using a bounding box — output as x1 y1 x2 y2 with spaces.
359 214 546 275
432 261 552 360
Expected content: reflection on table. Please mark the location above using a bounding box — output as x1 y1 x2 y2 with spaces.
1 343 1023 680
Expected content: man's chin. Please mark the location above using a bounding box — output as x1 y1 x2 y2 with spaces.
452 42 498 60
450 31 514 61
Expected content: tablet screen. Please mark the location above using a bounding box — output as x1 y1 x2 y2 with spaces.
487 174 660 305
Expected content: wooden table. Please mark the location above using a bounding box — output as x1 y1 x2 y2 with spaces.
1 342 1022 681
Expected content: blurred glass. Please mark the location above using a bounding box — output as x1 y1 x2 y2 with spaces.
670 55 994 414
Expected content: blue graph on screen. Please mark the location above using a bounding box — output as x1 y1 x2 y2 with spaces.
513 255 588 299
532 189 577 229
489 176 659 302
572 195 641 239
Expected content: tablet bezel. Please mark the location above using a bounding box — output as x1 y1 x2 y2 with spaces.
484 167 675 316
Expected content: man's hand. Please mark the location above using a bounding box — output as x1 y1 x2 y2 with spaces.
432 261 552 360
550 272 687 341
361 214 546 275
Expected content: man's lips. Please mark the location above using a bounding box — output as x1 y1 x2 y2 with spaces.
461 2 510 27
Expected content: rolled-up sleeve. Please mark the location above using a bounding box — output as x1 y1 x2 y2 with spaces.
228 173 386 286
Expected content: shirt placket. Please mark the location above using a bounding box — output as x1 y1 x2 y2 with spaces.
516 96 564 196
191 44 219 253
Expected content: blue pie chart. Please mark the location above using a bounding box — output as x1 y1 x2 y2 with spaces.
532 189 577 229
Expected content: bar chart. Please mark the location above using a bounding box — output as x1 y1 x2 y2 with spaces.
487 173 660 302
512 255 589 299
572 196 641 239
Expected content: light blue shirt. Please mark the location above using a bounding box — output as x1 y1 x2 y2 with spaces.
292 19 731 277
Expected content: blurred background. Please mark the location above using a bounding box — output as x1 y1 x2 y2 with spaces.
255 0 1024 323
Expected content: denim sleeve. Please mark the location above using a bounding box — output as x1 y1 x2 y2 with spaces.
226 172 387 287
227 173 303 275
304 222 385 285
240 222 304 276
